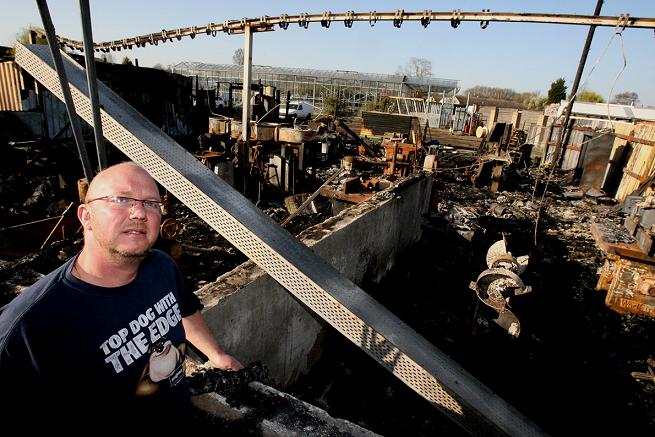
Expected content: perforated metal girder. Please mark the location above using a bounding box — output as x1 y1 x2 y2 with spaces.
15 43 544 437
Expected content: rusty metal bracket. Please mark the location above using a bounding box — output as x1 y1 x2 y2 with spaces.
369 10 378 27
451 9 462 28
279 14 289 30
421 10 432 28
393 9 404 28
344 10 354 28
298 12 309 29
480 9 490 29
321 11 332 28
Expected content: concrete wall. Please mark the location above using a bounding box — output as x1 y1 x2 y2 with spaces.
195 174 433 387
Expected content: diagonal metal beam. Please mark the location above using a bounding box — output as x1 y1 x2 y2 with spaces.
15 42 545 437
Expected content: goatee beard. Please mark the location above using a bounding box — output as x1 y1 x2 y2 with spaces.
109 248 148 262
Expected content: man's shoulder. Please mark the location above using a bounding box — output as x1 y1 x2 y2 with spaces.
0 259 73 345
140 249 182 278
144 248 177 267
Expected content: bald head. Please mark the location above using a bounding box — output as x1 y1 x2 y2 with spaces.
85 162 159 203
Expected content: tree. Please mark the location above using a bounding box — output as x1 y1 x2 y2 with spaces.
397 57 432 78
466 85 519 101
121 56 133 66
523 95 548 110
578 90 605 103
232 48 244 65
611 91 639 106
14 26 47 45
323 95 347 118
547 78 567 104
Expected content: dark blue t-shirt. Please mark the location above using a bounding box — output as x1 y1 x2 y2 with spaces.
0 249 202 424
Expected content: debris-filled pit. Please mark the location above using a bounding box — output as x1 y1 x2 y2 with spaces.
2 132 655 435
290 151 655 436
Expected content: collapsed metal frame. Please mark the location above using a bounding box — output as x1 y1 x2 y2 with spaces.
171 62 459 111
15 42 545 436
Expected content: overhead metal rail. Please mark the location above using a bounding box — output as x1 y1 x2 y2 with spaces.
15 42 546 436
45 10 654 53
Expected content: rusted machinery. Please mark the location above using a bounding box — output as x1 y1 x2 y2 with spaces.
593 197 655 318
470 123 529 192
469 238 531 337
381 133 417 178
597 254 655 317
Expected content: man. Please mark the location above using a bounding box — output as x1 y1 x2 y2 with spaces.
0 162 242 423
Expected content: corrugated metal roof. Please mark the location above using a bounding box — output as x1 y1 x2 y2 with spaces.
558 101 655 121
0 61 24 111
632 107 655 121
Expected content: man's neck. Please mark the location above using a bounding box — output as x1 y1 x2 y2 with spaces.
73 249 143 287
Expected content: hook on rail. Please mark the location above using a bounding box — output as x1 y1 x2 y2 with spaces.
616 13 630 34
344 10 354 28
369 10 378 27
393 9 404 28
480 9 490 29
279 14 290 30
298 12 309 29
321 11 332 28
451 9 461 28
421 10 431 28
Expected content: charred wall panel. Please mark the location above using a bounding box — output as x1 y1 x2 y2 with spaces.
580 133 615 189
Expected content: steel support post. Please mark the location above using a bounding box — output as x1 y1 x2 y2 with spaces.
241 25 253 143
553 0 603 167
79 0 106 169
35 0 94 181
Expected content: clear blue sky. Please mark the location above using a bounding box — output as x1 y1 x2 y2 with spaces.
1 1 654 106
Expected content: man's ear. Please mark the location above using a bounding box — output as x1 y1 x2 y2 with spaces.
77 204 93 230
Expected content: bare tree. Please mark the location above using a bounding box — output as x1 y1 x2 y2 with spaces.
466 85 519 101
397 57 432 78
14 26 47 45
233 48 244 66
611 91 639 106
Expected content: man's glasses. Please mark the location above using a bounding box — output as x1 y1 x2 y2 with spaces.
86 196 164 213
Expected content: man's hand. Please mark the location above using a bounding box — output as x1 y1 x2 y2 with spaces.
182 311 244 371
209 353 244 371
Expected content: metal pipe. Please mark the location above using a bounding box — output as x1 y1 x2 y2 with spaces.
79 0 106 170
241 25 253 142
50 11 655 52
35 0 94 182
553 0 603 167
41 202 75 249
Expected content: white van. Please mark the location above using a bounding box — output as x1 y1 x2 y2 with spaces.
280 101 314 120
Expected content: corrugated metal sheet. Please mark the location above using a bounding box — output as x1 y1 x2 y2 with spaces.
0 61 24 111
615 123 655 200
361 111 413 137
